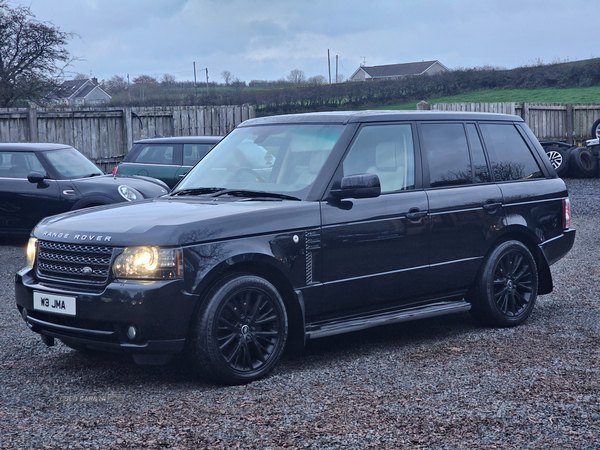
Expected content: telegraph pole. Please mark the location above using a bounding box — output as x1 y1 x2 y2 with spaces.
193 62 197 100
206 68 209 95
336 55 338 83
328 49 331 84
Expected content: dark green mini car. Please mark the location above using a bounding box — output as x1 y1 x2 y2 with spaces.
114 136 222 188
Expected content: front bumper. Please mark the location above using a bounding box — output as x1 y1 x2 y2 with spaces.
15 268 199 355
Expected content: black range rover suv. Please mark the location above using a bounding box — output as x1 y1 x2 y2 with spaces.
15 111 575 385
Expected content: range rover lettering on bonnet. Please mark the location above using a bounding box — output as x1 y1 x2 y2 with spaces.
41 231 112 242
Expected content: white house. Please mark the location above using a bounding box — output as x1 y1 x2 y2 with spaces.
52 78 111 106
349 60 449 82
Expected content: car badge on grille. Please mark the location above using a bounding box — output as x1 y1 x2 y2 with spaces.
82 266 93 276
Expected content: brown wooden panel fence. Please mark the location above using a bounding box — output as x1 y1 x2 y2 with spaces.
0 105 255 171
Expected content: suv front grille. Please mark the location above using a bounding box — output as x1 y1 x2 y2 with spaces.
36 241 115 285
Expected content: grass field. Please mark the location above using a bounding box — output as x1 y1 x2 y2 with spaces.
375 86 600 110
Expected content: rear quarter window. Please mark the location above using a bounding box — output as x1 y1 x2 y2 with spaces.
479 123 543 182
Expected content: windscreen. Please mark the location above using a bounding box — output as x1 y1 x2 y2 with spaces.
175 124 344 198
44 147 104 179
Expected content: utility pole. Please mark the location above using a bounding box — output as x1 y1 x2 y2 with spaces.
206 68 209 95
127 74 131 102
336 55 338 83
193 62 197 100
328 49 331 84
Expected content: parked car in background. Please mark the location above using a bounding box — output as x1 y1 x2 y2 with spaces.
0 143 169 235
16 111 575 385
113 136 222 188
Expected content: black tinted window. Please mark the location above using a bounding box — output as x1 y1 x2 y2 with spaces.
466 124 491 183
480 124 543 181
421 123 471 187
342 124 415 193
134 145 174 164
183 143 214 166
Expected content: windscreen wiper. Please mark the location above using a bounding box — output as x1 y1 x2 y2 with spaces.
212 189 301 201
170 187 227 196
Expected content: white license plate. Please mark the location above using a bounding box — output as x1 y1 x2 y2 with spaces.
33 292 76 316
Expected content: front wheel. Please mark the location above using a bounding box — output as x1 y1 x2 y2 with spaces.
192 274 288 385
591 118 600 139
469 240 538 327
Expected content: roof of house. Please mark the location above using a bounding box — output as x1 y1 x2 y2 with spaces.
358 60 447 78
55 79 110 100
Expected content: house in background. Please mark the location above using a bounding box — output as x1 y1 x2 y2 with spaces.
349 60 449 82
52 78 111 106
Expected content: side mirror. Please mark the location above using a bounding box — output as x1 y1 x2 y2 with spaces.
330 173 381 199
27 171 48 187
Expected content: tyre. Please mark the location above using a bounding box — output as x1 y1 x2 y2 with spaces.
192 274 288 385
544 145 570 177
568 146 598 178
591 118 600 139
469 240 538 327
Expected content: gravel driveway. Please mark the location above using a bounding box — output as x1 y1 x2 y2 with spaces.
1 178 598 449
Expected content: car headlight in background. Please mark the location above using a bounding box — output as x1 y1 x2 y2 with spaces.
113 246 182 279
118 185 143 201
26 238 38 268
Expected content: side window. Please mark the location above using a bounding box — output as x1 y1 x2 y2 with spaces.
479 123 543 181
342 124 415 193
0 152 46 178
135 145 174 164
421 123 472 187
466 124 491 183
183 143 214 166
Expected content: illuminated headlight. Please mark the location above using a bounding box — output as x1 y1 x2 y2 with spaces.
118 185 143 201
113 247 183 279
26 238 38 268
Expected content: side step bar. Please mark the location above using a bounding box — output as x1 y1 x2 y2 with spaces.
305 301 471 340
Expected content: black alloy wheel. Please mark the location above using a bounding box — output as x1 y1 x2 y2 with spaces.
469 240 538 327
193 274 288 385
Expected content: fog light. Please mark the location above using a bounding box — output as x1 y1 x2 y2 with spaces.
126 325 138 340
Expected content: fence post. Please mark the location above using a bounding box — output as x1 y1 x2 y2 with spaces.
123 107 133 154
417 101 431 111
28 107 38 142
565 104 574 145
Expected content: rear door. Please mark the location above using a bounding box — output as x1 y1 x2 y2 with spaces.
420 122 505 295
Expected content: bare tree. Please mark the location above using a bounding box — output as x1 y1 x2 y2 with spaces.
104 75 128 94
0 3 75 107
221 70 233 85
74 73 88 80
161 73 176 84
132 75 158 85
230 77 246 90
287 69 306 85
308 75 327 85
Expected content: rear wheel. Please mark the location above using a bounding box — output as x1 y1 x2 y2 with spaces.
192 274 288 385
469 240 538 327
568 146 598 178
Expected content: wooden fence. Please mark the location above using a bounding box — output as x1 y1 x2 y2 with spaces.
418 102 600 144
0 105 255 171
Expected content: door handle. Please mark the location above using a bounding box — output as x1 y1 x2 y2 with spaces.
406 209 428 220
483 202 502 212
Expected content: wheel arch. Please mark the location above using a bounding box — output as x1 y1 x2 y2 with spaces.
492 228 553 295
189 256 306 353
71 194 116 210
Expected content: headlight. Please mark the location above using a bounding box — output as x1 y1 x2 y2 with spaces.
118 185 143 201
26 238 38 268
113 246 182 279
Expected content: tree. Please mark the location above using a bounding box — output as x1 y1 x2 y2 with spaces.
74 73 88 80
0 3 74 107
161 73 176 84
104 74 128 94
287 69 306 85
132 75 157 85
230 77 246 90
308 75 327 85
221 70 233 85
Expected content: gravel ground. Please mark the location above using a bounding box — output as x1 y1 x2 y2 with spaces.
1 178 598 450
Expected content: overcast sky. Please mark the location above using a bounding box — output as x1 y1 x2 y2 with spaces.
11 0 599 84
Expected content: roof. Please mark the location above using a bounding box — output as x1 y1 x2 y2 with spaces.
54 79 111 100
358 60 447 78
59 80 90 98
240 110 522 126
0 143 73 152
134 136 223 144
